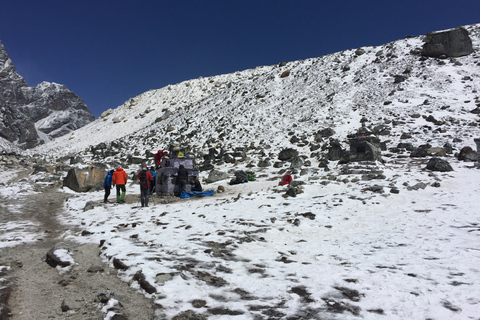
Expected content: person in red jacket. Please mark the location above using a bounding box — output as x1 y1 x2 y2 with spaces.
138 165 153 207
112 167 128 203
154 150 165 169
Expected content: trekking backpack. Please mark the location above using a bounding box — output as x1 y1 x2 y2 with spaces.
139 170 148 185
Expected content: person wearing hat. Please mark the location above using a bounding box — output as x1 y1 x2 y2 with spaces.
112 167 128 203
138 165 153 207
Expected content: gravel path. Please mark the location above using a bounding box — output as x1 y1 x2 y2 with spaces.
1 188 157 320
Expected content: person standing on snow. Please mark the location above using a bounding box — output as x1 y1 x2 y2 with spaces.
138 165 153 207
112 167 128 203
177 164 188 194
103 170 114 203
149 166 156 195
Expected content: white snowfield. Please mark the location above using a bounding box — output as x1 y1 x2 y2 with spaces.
59 159 479 320
1 23 480 319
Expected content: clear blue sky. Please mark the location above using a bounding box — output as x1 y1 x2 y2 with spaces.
1 0 479 117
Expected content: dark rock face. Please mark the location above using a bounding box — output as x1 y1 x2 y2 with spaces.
422 27 473 58
426 157 453 172
0 41 95 148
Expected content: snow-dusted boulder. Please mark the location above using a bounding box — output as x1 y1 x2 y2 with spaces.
63 167 106 192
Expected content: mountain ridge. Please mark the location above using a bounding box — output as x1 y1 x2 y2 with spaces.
0 41 95 149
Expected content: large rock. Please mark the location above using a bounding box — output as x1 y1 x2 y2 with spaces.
0 41 95 149
426 157 453 172
63 167 106 192
422 27 473 58
206 170 229 183
278 148 298 161
45 242 74 268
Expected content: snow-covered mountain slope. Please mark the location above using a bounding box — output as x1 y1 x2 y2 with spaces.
32 24 480 165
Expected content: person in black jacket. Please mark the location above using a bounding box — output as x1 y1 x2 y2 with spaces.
177 165 188 193
191 176 203 192
191 176 202 192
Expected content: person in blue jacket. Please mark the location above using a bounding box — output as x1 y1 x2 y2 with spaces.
103 170 114 203
149 166 156 195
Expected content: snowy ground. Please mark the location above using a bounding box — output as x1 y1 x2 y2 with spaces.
23 158 476 319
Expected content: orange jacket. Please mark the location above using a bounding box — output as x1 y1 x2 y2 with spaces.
112 167 128 185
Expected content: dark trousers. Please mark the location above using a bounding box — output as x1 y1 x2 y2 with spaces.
104 186 111 203
116 184 126 202
178 179 187 193
140 186 149 207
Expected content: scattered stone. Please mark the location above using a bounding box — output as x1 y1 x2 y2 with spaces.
407 182 427 191
208 307 244 315
195 271 228 287
390 187 400 194
87 264 105 273
191 300 207 308
156 273 174 285
280 70 291 78
285 185 304 197
278 148 298 161
362 185 384 193
426 157 453 172
112 258 129 271
45 242 74 268
257 159 271 167
172 310 207 320
61 299 79 312
133 271 156 294
206 170 229 183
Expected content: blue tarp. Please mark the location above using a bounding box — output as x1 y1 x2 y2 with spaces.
180 189 214 198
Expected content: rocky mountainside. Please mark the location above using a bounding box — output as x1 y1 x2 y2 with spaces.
32 25 480 170
0 41 95 149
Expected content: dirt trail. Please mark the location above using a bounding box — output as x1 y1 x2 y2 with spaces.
1 189 157 320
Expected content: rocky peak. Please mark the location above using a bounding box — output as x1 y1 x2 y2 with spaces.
0 41 95 149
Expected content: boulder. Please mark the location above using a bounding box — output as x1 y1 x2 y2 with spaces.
422 27 473 58
206 170 229 183
278 148 298 161
426 157 453 172
45 242 74 268
257 159 271 168
326 139 346 161
63 167 106 192
458 146 474 161
229 171 248 185
280 70 291 78
133 271 156 294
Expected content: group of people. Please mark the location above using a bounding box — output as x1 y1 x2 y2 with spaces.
103 162 202 207
103 167 127 204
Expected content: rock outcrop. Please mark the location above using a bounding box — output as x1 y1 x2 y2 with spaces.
0 41 95 149
422 27 473 58
63 167 106 192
